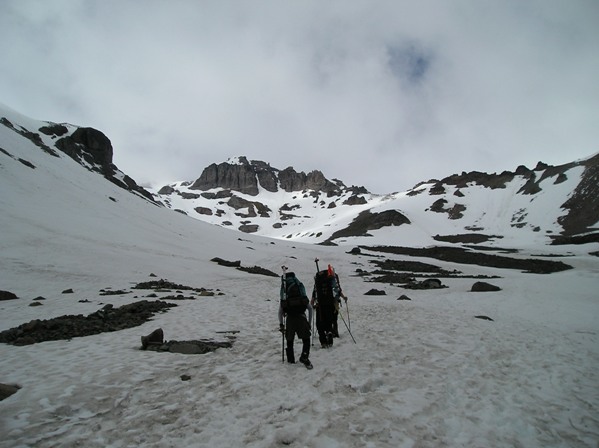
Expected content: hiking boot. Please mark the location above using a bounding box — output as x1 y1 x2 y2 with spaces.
299 354 313 369
326 332 334 346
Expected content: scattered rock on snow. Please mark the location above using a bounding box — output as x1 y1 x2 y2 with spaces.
0 290 19 301
0 383 21 401
365 289 386 296
402 278 446 290
0 300 177 346
475 315 495 321
471 281 502 292
397 295 412 301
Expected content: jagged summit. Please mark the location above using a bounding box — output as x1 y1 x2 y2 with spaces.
175 156 356 196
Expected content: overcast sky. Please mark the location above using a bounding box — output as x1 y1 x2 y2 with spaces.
1 1 598 193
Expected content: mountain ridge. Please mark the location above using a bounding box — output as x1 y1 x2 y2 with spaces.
1 102 597 249
150 153 599 247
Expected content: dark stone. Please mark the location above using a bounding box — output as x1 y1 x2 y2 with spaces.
194 206 213 216
0 300 177 345
475 315 494 321
364 289 386 295
239 224 259 233
343 195 367 206
397 295 412 301
0 383 21 401
141 328 164 349
157 185 175 195
471 281 502 292
0 290 18 301
62 288 74 294
56 127 113 170
327 209 410 242
211 258 242 267
39 124 68 137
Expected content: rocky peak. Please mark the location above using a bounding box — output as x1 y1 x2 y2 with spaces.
188 156 355 196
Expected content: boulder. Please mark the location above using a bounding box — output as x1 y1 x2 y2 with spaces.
0 290 18 301
471 281 502 292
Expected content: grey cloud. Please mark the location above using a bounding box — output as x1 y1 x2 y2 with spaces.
1 0 598 193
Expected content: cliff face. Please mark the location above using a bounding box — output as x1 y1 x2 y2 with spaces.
557 153 599 236
189 156 348 196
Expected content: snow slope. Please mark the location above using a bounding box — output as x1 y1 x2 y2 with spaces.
1 104 598 447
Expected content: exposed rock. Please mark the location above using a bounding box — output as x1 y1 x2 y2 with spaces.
56 127 113 172
471 281 502 292
239 224 259 233
397 295 412 301
278 167 339 193
39 123 69 137
237 265 279 277
364 245 572 274
141 328 164 349
195 206 213 216
0 290 18 301
475 315 494 321
0 300 177 345
557 153 599 236
157 185 175 195
364 289 386 295
327 209 410 242
62 288 74 294
343 195 367 206
0 383 21 401
141 328 233 355
211 258 241 267
190 157 260 195
403 278 446 290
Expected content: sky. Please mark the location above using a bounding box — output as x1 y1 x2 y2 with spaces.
1 0 598 193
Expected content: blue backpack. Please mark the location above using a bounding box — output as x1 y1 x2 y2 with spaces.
281 274 308 315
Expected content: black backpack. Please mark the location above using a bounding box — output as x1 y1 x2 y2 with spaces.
281 274 308 315
313 270 336 305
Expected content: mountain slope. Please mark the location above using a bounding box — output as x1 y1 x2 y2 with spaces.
1 104 598 447
150 154 599 248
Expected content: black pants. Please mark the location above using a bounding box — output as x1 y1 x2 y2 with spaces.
315 302 335 345
285 314 310 362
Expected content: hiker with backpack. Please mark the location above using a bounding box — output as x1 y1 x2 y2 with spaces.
312 262 347 348
278 268 313 369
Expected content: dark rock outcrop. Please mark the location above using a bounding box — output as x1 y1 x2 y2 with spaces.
557 153 599 236
0 300 177 346
191 157 260 195
471 281 502 292
327 209 411 242
188 156 355 197
0 290 18 301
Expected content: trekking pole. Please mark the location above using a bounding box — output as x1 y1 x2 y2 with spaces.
338 310 356 344
282 317 285 363
346 298 351 331
311 306 315 346
281 266 288 363
312 257 320 347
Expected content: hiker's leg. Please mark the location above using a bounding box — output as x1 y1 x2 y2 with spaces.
285 318 296 363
